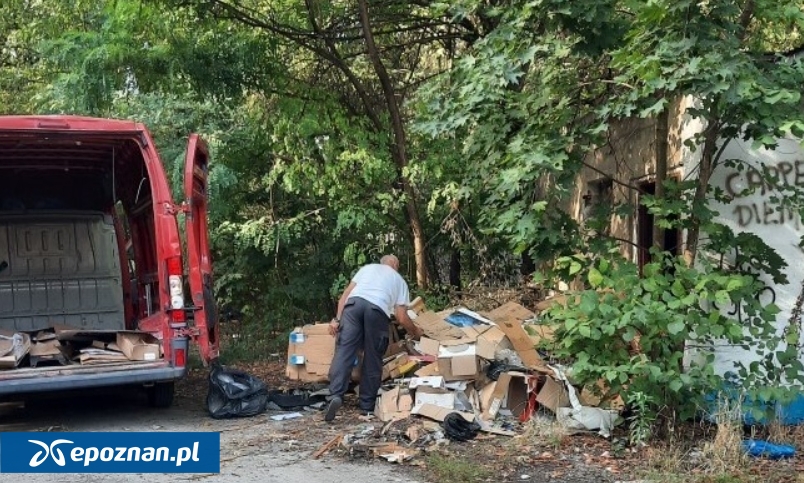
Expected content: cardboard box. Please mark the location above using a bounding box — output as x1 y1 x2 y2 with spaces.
462 325 512 360
410 377 453 408
116 331 161 361
286 324 360 383
536 376 571 413
375 386 413 422
480 372 535 420
419 337 482 380
486 302 548 372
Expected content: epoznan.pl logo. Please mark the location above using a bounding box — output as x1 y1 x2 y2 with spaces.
27 439 201 467
0 432 220 473
29 439 73 467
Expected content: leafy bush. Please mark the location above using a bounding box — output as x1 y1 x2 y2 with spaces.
543 251 802 425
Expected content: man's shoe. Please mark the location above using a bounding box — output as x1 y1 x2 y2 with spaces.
324 396 342 422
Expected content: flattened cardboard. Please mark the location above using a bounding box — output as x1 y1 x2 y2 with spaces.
486 302 547 371
527 324 556 347
411 403 474 423
77 348 129 365
30 339 63 357
116 331 161 361
579 379 625 410
375 386 413 422
414 362 440 377
91 340 121 352
412 311 465 340
382 353 411 380
536 376 571 413
419 338 441 357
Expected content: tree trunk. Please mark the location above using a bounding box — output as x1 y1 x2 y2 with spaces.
449 249 462 294
683 120 720 267
357 0 429 288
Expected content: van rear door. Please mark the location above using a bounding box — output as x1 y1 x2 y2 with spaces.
183 134 220 363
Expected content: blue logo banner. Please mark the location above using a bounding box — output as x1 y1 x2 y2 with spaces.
0 432 220 473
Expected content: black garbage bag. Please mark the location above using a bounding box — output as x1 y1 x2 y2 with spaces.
267 389 328 411
443 412 482 442
486 360 528 381
206 364 269 419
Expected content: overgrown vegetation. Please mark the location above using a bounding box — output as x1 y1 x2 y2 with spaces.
1 0 804 442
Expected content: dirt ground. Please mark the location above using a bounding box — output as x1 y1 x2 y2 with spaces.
0 357 623 483
2 358 802 483
0 359 420 483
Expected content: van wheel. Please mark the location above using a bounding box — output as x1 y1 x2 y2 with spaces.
147 382 175 408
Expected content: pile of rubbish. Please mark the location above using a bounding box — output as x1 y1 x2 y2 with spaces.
284 297 624 438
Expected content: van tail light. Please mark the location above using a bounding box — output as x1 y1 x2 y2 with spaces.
171 335 189 368
173 347 186 367
167 256 185 323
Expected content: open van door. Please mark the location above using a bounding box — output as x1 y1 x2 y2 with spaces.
184 134 220 363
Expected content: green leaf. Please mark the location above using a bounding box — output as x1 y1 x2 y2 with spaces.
714 290 731 306
588 267 603 287
667 320 685 335
579 325 592 338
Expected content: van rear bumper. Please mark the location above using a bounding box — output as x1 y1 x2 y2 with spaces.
0 362 186 396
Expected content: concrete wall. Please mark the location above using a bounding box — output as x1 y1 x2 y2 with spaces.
574 97 689 261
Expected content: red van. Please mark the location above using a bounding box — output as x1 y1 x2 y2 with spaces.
0 115 219 406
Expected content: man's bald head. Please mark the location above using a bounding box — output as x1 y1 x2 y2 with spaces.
380 254 400 271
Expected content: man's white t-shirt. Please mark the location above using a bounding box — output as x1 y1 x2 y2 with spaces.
348 263 410 317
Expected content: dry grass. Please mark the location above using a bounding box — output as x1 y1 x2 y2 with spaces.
522 414 571 450
638 395 751 483
699 395 748 474
766 419 804 448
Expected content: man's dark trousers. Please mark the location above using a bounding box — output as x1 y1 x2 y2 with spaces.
328 297 390 411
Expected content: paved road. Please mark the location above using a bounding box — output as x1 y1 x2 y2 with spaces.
0 387 424 483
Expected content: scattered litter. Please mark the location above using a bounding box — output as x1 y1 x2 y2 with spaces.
270 412 303 421
311 434 343 459
277 297 631 465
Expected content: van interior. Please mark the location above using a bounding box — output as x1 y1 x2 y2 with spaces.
0 134 160 347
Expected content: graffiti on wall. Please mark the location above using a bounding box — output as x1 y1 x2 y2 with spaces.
723 160 804 229
710 247 777 323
